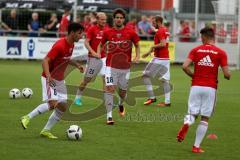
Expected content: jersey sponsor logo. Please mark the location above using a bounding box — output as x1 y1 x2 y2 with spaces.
116 33 122 38
109 40 126 44
198 55 214 67
96 34 103 39
197 49 218 54
63 56 72 60
96 30 104 39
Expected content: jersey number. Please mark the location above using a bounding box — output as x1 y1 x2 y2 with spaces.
107 77 113 83
53 89 57 96
89 69 95 75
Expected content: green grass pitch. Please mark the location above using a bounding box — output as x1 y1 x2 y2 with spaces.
0 60 239 160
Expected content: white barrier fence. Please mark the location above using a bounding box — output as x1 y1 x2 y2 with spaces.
0 36 239 68
175 41 239 67
0 36 88 59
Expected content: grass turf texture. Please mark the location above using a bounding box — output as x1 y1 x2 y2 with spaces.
0 60 239 160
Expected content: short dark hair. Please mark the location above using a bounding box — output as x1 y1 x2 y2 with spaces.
68 22 84 34
155 15 163 24
113 8 126 18
63 5 71 11
200 27 215 39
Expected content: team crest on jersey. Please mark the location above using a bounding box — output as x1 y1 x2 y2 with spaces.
116 33 122 38
198 55 214 67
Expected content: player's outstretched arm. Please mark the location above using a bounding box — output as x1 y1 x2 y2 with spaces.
42 57 51 78
96 42 103 58
153 39 167 49
69 59 85 73
142 46 153 58
222 66 231 80
84 38 99 58
133 42 140 63
42 57 55 87
182 58 193 78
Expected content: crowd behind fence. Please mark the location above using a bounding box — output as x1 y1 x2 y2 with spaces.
0 9 239 44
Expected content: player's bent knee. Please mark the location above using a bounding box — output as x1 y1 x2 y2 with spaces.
56 101 68 112
105 86 115 93
200 116 209 122
161 78 169 83
184 114 196 125
81 80 90 87
48 100 58 110
84 77 92 83
142 74 150 79
119 90 126 97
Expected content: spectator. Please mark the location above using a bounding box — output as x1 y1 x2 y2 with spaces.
44 13 58 37
138 15 152 39
164 21 171 31
75 15 81 23
126 17 138 32
81 15 91 33
216 24 227 43
164 21 172 41
179 21 191 42
4 9 19 36
59 6 71 37
205 22 216 32
28 12 44 37
148 15 156 35
0 21 11 36
190 21 197 42
89 12 97 25
230 23 238 44
149 16 158 34
177 20 185 35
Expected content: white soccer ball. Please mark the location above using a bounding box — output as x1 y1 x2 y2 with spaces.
22 88 33 98
9 88 21 99
66 125 82 140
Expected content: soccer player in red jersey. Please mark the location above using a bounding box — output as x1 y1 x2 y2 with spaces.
74 12 109 106
21 23 84 139
176 27 231 153
98 8 140 125
58 6 71 37
142 15 171 107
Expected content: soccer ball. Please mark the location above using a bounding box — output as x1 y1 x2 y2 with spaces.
66 125 82 140
22 88 33 98
9 88 21 99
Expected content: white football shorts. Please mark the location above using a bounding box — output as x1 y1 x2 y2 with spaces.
41 76 67 102
105 66 130 91
188 86 217 117
143 57 170 80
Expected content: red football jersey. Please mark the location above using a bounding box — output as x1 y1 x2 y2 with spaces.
179 26 191 42
101 27 140 69
86 24 109 58
59 15 70 37
82 21 92 33
154 26 170 59
188 44 228 89
126 21 137 32
42 38 74 80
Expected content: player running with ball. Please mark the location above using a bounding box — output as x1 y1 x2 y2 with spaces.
21 23 84 139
